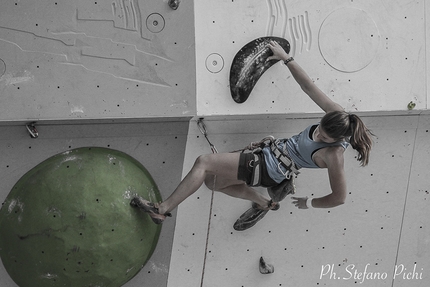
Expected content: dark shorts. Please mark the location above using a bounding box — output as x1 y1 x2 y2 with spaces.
237 152 278 187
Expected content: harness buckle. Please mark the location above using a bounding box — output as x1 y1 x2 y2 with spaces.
277 162 293 180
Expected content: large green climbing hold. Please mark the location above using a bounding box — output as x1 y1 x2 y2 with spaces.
0 147 162 287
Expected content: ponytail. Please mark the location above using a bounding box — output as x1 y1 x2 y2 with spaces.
321 111 374 166
348 114 373 166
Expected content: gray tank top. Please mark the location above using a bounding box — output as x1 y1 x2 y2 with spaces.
262 124 349 183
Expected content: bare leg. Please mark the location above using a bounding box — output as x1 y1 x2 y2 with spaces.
157 153 272 215
207 176 273 209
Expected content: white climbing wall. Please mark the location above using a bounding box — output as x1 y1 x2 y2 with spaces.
168 114 430 287
167 0 430 286
195 0 427 116
0 0 195 121
0 0 430 287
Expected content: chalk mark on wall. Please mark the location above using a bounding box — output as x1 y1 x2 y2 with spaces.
0 70 34 86
265 0 311 57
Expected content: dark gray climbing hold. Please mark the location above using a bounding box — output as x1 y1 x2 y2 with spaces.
230 37 290 103
168 0 180 10
259 256 274 274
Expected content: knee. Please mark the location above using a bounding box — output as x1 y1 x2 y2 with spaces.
194 154 212 170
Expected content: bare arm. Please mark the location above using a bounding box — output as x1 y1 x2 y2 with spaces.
292 147 347 209
312 148 347 208
267 41 343 113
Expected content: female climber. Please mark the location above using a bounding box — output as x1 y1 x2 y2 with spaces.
131 40 374 224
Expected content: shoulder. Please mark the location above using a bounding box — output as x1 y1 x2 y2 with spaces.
313 146 345 169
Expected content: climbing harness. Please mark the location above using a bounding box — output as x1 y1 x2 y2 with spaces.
270 138 300 179
249 153 262 187
195 120 297 232
234 136 300 181
231 135 275 153
232 136 272 187
232 136 298 231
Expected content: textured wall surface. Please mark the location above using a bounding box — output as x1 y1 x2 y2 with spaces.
0 0 195 121
195 0 427 116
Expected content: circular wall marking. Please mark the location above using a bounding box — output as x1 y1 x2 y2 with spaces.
146 13 165 33
205 53 224 73
318 8 380 72
0 58 5 77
